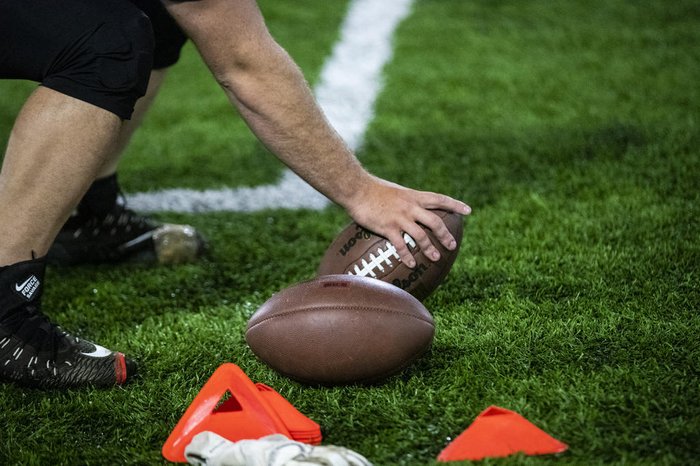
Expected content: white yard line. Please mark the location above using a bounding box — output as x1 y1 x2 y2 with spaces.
128 0 415 213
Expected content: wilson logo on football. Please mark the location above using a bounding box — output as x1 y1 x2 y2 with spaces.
392 263 430 291
338 225 372 256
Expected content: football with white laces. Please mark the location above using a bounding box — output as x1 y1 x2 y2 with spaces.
317 210 463 301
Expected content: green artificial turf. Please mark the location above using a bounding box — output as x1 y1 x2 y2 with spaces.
1 0 698 464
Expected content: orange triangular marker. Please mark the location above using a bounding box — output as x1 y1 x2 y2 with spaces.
437 406 568 462
256 384 322 444
162 363 320 462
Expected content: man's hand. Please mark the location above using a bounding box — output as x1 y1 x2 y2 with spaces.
345 176 471 268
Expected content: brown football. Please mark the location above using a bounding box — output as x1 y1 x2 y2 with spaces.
245 274 434 385
317 210 463 301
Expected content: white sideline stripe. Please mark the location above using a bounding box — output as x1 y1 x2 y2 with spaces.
127 0 415 213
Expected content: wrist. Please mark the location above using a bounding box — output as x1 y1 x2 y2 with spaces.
334 169 376 212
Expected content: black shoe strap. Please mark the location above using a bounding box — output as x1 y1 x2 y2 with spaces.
0 256 46 319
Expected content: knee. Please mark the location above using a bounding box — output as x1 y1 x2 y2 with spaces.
43 8 155 120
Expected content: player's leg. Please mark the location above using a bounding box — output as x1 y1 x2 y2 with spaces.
0 89 122 265
49 0 206 266
0 0 153 388
46 68 208 266
98 68 169 179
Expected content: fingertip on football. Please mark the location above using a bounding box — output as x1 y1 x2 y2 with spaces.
408 248 440 267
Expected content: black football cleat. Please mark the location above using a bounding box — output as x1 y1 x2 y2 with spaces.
0 256 136 389
48 195 206 265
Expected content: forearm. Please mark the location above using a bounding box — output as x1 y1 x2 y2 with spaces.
218 43 371 208
164 0 370 209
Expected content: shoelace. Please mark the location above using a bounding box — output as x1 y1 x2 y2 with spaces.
72 201 153 239
100 208 148 233
1 303 68 369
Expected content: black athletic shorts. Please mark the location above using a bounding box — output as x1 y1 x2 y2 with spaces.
0 0 188 118
130 0 189 69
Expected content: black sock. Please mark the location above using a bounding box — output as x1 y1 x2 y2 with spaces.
78 174 120 218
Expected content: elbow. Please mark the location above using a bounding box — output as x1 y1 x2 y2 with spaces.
213 70 237 93
210 54 251 93
210 35 283 92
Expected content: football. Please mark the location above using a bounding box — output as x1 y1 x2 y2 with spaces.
245 274 435 385
317 210 463 301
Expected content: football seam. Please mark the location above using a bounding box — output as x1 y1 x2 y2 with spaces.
247 305 434 331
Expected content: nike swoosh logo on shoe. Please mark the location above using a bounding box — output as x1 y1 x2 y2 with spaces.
15 277 33 292
80 343 113 358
